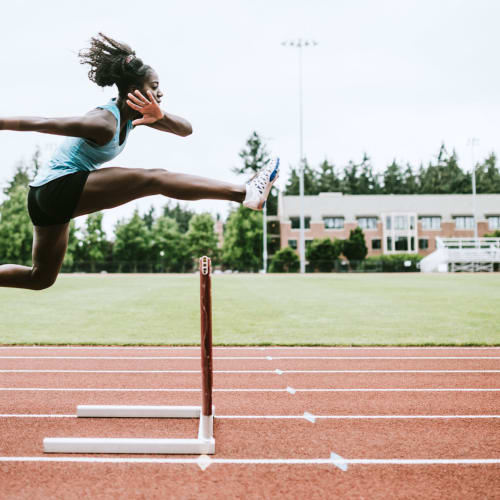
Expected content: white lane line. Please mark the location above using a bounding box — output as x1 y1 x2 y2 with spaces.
1 346 499 350
0 388 498 392
2 369 499 373
0 456 498 465
1 356 498 360
1 414 500 419
286 386 296 394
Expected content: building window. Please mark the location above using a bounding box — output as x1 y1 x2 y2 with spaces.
372 239 381 250
394 215 408 230
387 237 392 251
323 217 344 229
420 216 441 230
454 216 474 230
288 239 297 250
386 216 392 230
395 236 408 251
488 216 500 230
357 217 378 230
419 238 429 250
290 217 311 229
410 237 415 251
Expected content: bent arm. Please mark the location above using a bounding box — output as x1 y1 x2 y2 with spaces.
146 111 193 137
0 114 115 146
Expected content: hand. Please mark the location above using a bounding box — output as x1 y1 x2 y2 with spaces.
126 90 163 126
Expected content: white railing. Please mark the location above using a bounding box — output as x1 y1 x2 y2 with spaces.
421 237 500 272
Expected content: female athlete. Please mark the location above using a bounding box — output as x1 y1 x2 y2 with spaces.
0 33 279 290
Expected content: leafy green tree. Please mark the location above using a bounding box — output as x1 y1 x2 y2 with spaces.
187 213 219 262
113 210 152 271
222 205 263 272
162 201 194 233
342 227 368 268
75 212 111 272
306 238 343 272
0 164 34 265
484 230 500 237
142 206 156 230
62 220 79 270
269 246 300 273
150 216 192 272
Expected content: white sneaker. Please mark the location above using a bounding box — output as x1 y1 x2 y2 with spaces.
242 158 280 210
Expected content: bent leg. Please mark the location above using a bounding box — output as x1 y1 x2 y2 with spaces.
0 223 69 290
73 167 246 217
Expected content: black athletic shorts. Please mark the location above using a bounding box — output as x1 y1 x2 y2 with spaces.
27 171 90 226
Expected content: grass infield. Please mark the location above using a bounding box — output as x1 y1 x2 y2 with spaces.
0 273 499 346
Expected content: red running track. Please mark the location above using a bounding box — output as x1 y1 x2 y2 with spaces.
0 346 499 499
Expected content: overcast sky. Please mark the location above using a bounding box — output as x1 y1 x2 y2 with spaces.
1 0 499 236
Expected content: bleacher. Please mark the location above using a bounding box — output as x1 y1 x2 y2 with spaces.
420 237 500 272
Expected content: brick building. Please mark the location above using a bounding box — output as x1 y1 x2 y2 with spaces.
275 192 500 257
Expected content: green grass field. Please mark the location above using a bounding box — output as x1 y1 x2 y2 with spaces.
0 273 499 345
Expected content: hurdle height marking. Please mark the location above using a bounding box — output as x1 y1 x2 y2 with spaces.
43 256 215 455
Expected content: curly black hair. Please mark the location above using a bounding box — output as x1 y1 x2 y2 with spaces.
78 33 152 97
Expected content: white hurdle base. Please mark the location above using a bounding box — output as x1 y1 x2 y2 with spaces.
43 405 215 455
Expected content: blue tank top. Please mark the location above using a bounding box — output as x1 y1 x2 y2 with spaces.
30 98 133 187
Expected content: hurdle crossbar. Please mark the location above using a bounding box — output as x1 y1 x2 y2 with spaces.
43 256 215 455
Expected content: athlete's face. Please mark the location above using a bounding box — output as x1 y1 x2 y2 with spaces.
141 69 163 105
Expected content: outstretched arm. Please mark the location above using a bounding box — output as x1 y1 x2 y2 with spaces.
0 112 116 146
127 90 192 137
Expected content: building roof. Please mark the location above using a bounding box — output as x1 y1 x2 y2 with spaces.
279 192 500 222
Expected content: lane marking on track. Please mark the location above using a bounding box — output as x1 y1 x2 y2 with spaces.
286 386 296 394
275 369 283 375
2 369 499 374
0 387 498 392
303 412 316 423
1 414 500 419
330 452 348 471
1 356 499 360
1 346 499 350
0 456 499 466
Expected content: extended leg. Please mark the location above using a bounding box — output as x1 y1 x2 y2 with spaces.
0 223 69 290
74 167 246 217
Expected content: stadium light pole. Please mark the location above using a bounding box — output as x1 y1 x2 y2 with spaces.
467 138 479 241
282 38 318 273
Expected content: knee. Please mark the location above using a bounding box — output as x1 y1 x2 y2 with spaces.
145 168 169 192
30 270 58 291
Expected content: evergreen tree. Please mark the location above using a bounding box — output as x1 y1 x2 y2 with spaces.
316 159 343 193
284 160 319 195
357 154 381 194
402 164 419 194
186 213 219 263
142 206 155 230
234 131 279 214
222 205 263 272
476 153 500 193
342 227 368 269
383 161 405 194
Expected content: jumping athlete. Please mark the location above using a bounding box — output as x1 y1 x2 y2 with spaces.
0 33 279 290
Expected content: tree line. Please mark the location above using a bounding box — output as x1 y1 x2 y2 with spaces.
285 145 500 195
0 134 499 273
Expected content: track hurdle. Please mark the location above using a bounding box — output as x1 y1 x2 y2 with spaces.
43 256 215 455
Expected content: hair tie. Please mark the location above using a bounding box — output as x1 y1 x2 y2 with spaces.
125 54 135 65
